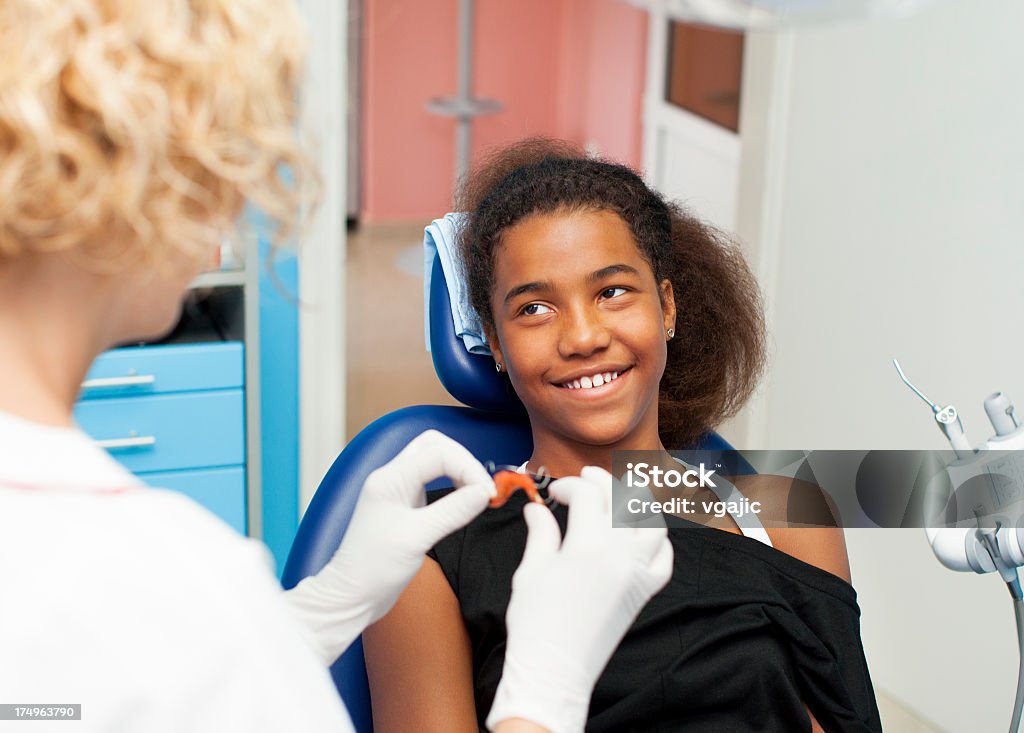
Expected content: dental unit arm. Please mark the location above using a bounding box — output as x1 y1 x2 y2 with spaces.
894 360 1024 732
623 0 939 30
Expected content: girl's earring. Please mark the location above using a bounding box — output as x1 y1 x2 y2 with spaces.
495 362 503 372
666 328 675 340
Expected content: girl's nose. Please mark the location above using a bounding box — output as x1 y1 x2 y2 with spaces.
557 305 611 358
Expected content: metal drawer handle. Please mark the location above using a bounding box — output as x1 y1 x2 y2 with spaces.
95 436 157 450
81 374 156 390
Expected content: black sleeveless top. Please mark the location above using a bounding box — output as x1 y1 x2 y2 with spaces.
426 488 882 732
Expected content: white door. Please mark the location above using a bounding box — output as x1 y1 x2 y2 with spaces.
642 5 745 234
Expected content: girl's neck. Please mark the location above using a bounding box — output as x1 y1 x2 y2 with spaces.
525 427 668 478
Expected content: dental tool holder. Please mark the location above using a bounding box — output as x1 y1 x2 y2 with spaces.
896 362 1024 733
895 361 1024 577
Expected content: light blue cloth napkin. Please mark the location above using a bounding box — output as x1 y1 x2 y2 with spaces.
423 213 491 355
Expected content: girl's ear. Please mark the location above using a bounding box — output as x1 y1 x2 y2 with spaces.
485 324 505 371
660 279 677 334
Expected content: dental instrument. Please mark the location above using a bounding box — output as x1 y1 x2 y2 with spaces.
894 359 1024 732
485 462 554 509
490 471 545 508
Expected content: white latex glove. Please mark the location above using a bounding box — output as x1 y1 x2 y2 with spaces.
285 430 494 664
486 466 674 733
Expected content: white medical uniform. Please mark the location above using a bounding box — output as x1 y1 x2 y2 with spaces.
0 410 355 732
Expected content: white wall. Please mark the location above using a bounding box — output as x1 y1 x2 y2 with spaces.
737 1 1024 730
297 0 347 510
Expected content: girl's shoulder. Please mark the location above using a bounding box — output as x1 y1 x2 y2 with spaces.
730 473 853 584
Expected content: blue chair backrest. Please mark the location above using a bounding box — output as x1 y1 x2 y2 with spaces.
280 249 741 732
426 256 525 413
281 258 531 731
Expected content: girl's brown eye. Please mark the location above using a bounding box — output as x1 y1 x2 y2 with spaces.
522 303 553 316
601 287 628 299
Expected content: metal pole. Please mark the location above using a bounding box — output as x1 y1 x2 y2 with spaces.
425 0 500 189
455 0 473 184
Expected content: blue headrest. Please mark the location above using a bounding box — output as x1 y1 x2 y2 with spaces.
428 256 525 414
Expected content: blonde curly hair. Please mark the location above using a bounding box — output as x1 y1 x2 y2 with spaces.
0 0 313 269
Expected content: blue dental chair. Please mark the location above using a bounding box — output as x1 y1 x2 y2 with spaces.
280 256 739 733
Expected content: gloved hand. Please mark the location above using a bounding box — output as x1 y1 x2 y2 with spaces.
486 466 673 733
285 430 494 665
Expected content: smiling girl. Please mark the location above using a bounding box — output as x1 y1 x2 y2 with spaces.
363 139 882 732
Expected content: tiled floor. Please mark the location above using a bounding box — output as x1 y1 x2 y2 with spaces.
345 221 459 439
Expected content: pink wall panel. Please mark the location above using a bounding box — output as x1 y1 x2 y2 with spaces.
361 0 457 220
568 0 648 167
473 0 564 164
361 0 647 222
555 0 588 148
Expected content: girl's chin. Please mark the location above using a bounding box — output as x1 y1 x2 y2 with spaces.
525 401 657 452
553 421 643 451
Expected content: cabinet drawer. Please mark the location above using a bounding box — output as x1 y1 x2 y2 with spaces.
74 391 244 473
141 466 246 535
79 342 243 400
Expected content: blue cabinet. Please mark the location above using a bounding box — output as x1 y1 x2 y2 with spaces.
143 466 246 534
74 342 248 534
78 343 244 398
71 242 301 573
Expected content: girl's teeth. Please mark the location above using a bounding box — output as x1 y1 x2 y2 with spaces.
564 371 624 390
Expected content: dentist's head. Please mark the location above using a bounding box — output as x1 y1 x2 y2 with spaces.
0 0 313 348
